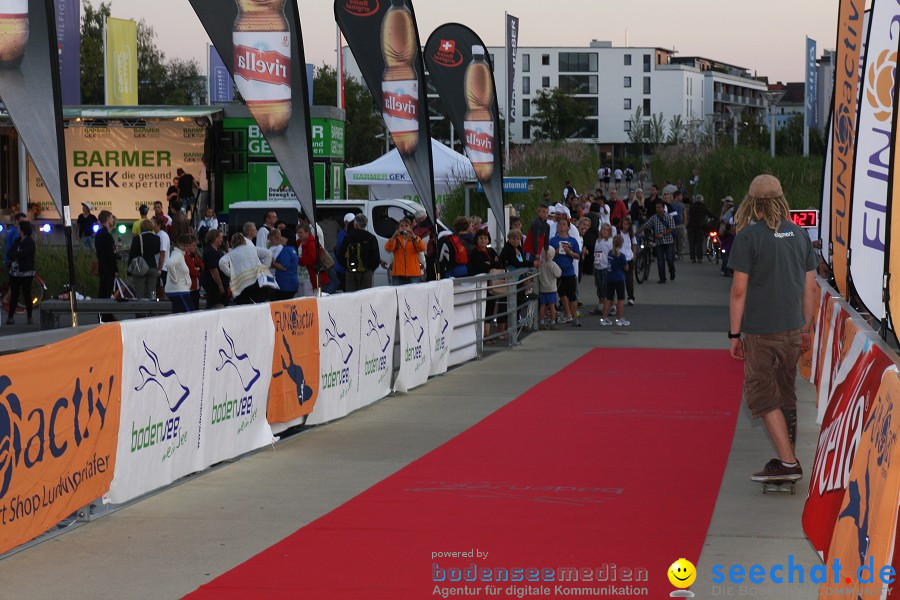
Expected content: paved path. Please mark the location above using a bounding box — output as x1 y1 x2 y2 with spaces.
0 255 820 598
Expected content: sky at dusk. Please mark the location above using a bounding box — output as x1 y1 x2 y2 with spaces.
103 0 841 84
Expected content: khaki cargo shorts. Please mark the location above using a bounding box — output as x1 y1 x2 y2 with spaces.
742 329 803 419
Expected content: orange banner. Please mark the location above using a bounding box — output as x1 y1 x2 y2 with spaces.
822 369 900 598
889 105 900 341
0 325 122 554
830 0 866 298
268 299 320 424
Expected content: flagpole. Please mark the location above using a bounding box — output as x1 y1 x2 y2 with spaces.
103 16 108 105
803 36 810 157
336 24 343 109
504 12 510 168
206 44 211 105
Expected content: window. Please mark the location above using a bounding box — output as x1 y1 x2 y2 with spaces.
522 99 531 117
642 122 651 137
643 54 651 73
643 77 651 94
559 75 598 94
522 76 530 95
522 121 531 139
372 205 415 239
643 98 651 114
624 98 632 110
541 54 550 65
624 54 632 66
575 97 599 116
542 76 550 88
624 76 632 88
624 120 632 132
522 54 530 72
559 52 598 72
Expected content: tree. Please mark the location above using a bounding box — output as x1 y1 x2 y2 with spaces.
530 87 588 140
648 113 667 148
666 115 685 145
313 64 385 166
80 1 203 105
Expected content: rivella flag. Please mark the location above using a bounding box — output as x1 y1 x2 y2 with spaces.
55 0 79 105
425 25 505 239
335 0 437 225
189 0 317 231
830 0 867 298
0 0 68 217
506 14 518 125
104 17 136 105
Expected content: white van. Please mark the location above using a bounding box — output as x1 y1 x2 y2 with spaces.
226 198 445 286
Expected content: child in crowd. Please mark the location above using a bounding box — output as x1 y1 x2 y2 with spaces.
538 246 561 330
589 223 614 316
600 235 629 326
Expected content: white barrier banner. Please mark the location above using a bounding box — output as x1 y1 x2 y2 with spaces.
848 0 896 318
450 283 478 367
309 289 397 424
395 283 433 393
107 305 274 503
428 280 453 377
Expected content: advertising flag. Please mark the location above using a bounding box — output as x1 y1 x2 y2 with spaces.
207 44 234 104
847 0 896 320
830 0 867 298
506 14 518 125
268 298 319 427
820 108 833 264
425 25 506 238
335 0 437 225
55 0 79 105
0 325 122 555
0 0 68 218
189 0 318 231
104 17 137 105
806 37 818 130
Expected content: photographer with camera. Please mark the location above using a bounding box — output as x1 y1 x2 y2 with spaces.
384 217 426 286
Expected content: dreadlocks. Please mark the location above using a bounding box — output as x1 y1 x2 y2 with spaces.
735 174 790 232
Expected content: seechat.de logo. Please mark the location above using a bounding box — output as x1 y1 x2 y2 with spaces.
0 372 115 500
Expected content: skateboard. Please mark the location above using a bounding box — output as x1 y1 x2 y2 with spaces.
761 479 796 495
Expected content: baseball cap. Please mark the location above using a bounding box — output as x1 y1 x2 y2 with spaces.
343 212 355 223
748 174 783 198
722 196 734 205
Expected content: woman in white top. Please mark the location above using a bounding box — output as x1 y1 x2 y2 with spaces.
620 216 638 305
218 232 273 305
164 233 195 312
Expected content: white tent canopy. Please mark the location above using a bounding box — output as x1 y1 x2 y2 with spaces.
345 139 476 204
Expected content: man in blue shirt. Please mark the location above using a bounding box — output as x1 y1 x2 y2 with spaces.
549 215 582 327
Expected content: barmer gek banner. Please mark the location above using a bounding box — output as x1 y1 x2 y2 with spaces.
189 0 317 232
0 0 69 218
335 0 437 225
425 25 506 239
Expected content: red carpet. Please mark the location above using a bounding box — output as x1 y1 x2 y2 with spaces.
189 349 743 598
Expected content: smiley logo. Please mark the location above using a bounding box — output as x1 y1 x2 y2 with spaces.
668 558 697 589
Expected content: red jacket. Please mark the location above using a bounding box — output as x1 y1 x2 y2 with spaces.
297 236 329 289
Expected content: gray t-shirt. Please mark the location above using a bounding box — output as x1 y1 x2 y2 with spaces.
728 219 817 334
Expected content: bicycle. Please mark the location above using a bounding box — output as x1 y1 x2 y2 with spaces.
634 231 655 284
2 273 46 314
705 231 722 264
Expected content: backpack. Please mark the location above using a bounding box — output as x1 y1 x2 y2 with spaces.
344 238 368 273
448 234 468 265
127 234 150 276
522 230 545 257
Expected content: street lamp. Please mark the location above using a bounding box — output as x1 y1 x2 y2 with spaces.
760 90 786 158
725 105 743 148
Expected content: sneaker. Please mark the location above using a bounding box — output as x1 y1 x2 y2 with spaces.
627 299 635 306
571 319 583 327
750 458 803 482
558 315 572 324
599 318 613 326
549 324 558 330
588 308 604 316
615 319 630 326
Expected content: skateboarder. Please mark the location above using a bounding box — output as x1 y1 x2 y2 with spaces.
727 174 817 485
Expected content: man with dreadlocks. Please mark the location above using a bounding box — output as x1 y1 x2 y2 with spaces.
727 174 817 484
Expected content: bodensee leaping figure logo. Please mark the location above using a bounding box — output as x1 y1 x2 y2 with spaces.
366 305 392 352
323 312 354 365
135 342 190 412
216 329 261 392
432 293 449 334
402 299 425 343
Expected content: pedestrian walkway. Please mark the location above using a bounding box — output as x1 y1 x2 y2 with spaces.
0 258 820 598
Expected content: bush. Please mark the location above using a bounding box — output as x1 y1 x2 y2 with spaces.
0 239 122 299
652 145 825 213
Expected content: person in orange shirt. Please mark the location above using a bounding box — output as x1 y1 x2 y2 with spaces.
385 218 425 285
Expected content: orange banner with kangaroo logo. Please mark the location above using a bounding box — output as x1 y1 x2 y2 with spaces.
830 0 866 298
0 325 122 554
268 298 320 425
